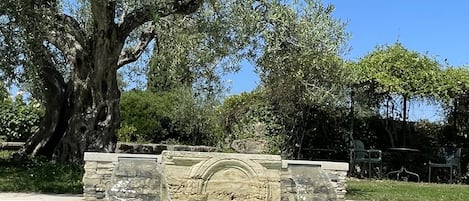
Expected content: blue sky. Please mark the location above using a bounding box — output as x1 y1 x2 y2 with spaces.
225 0 469 121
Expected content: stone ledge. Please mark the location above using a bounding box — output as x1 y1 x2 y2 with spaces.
0 142 25 150
282 160 349 171
84 152 159 162
162 150 281 161
115 142 217 154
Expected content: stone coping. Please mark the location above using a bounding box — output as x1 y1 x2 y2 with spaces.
282 160 349 171
161 150 282 160
83 152 159 162
0 142 25 150
84 152 348 171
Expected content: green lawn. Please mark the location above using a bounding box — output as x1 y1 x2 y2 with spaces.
346 179 469 201
0 151 83 193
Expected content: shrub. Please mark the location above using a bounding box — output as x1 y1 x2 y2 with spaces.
119 88 220 145
216 90 284 154
0 93 43 142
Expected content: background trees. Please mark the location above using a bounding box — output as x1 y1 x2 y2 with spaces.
1 0 469 165
119 0 352 159
255 1 350 158
117 0 269 146
355 42 443 147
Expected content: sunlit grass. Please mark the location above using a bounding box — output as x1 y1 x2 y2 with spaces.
346 179 469 201
0 151 83 193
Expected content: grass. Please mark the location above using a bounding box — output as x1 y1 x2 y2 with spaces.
0 151 84 193
346 179 469 201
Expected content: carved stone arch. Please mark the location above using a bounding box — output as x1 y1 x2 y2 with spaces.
203 158 260 178
188 157 269 200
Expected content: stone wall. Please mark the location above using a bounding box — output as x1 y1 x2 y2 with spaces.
82 152 348 201
282 160 348 201
82 153 160 200
106 157 163 201
161 151 282 201
115 142 216 154
0 142 25 151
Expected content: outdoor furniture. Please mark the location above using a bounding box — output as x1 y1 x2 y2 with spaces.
386 147 420 182
352 140 382 178
428 147 462 183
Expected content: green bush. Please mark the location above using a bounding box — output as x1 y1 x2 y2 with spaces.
216 90 284 154
0 93 43 142
119 88 220 145
119 90 173 142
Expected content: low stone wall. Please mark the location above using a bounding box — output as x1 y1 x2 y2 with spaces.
82 152 160 200
83 152 348 201
0 142 25 151
115 142 217 154
282 160 348 200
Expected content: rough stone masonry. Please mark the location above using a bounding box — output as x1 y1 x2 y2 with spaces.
82 150 348 201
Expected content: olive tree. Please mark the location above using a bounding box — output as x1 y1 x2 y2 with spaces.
255 0 350 158
0 0 201 162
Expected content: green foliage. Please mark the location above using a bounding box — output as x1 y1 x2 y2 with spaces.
167 87 221 145
441 68 469 138
440 68 469 99
353 42 469 147
119 88 220 145
147 0 271 98
119 90 175 142
216 90 284 154
0 83 8 103
356 42 443 101
0 156 83 193
0 93 43 141
253 0 350 158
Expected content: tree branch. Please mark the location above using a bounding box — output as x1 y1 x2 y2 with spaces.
43 13 87 60
118 7 156 39
117 25 155 68
115 0 202 67
55 14 86 46
118 0 203 40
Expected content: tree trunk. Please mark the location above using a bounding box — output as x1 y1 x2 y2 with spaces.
18 49 67 158
56 70 121 162
402 95 408 147
21 7 124 162
21 57 122 163
53 19 123 162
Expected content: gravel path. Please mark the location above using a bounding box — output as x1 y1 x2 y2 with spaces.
0 193 84 201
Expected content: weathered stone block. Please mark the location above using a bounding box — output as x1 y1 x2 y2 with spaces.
172 145 192 151
97 162 115 169
83 187 96 194
84 161 98 170
83 178 101 186
231 138 269 154
162 151 282 201
83 152 348 201
96 168 114 176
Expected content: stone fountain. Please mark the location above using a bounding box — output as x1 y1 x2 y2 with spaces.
82 145 348 201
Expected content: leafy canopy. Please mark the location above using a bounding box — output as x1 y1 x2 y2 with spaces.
356 42 443 100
